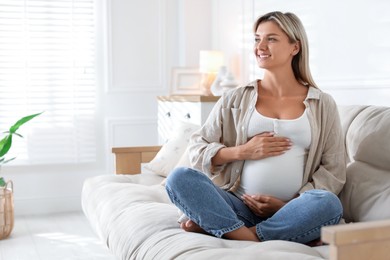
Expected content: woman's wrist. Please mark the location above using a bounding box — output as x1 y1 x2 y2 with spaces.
235 145 246 161
212 146 242 166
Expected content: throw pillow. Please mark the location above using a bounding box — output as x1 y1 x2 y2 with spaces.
144 121 200 177
175 146 191 168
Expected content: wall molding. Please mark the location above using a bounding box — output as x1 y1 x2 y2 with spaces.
105 0 167 93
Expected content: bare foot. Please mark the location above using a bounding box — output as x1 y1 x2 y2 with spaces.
223 226 260 242
180 220 260 242
180 219 208 234
306 238 324 247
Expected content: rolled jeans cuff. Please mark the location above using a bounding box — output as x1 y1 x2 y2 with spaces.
208 220 245 238
256 225 266 241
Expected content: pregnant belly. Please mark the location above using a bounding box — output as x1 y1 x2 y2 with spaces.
240 148 305 201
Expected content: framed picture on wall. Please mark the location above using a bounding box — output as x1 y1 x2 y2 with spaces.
170 67 202 95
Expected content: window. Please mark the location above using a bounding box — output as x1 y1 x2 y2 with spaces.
0 0 97 165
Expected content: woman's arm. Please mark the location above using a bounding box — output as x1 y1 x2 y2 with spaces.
212 132 292 166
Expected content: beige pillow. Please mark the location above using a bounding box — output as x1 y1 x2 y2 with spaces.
340 161 390 222
340 106 390 222
144 121 199 177
175 146 191 168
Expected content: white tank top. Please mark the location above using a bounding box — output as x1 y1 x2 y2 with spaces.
234 109 311 201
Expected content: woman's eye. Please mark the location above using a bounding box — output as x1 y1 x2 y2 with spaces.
268 37 276 42
254 38 260 43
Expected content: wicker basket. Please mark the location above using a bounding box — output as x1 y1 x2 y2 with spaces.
0 180 14 239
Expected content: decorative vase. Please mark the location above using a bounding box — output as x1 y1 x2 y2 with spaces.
210 66 227 96
220 72 238 92
210 67 238 96
0 178 14 239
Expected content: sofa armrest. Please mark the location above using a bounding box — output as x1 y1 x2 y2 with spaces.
112 146 161 174
322 219 390 260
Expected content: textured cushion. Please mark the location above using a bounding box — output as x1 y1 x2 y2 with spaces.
175 145 191 168
340 161 390 222
337 105 368 163
144 121 199 177
81 173 165 240
345 106 390 170
82 174 326 259
339 106 390 222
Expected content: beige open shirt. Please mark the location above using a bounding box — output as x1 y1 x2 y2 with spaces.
188 80 346 196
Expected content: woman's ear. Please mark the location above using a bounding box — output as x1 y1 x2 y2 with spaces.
292 41 300 56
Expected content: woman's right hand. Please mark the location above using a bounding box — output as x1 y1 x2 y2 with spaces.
211 132 292 166
239 132 292 160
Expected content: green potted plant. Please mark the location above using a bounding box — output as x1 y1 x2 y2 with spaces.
0 112 43 184
0 112 42 239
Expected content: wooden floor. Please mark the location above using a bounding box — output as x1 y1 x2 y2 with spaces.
0 211 117 260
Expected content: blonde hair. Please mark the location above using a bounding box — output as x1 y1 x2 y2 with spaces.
254 11 318 88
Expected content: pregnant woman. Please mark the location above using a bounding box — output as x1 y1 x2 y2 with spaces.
165 11 346 244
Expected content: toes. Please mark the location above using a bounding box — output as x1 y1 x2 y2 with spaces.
185 220 194 228
180 220 194 232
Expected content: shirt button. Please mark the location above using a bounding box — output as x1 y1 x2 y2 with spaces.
235 169 240 173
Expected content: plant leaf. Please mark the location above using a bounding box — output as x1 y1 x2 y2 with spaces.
13 133 24 138
0 177 6 187
0 135 12 157
9 112 43 134
0 157 16 165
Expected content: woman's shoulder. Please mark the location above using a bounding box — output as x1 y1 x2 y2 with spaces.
307 86 337 106
306 87 340 122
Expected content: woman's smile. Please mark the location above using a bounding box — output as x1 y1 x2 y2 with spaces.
258 54 271 60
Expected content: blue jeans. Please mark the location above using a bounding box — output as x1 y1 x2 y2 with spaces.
165 167 343 244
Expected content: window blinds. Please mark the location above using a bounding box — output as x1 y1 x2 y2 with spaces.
0 0 97 165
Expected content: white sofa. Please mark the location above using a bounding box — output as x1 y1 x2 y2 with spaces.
82 105 390 260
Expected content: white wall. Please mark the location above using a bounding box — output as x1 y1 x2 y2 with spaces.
213 0 390 107
2 0 214 216
104 0 213 172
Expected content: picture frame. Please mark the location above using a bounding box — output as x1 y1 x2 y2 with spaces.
170 67 202 95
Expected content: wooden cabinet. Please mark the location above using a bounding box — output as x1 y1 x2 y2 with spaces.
157 95 219 143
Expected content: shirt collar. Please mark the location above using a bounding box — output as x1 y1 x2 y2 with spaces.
306 86 321 100
244 79 321 100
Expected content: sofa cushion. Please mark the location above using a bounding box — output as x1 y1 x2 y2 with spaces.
82 174 327 260
345 106 390 170
337 105 368 163
81 173 165 240
339 106 390 222
340 161 390 222
144 121 199 177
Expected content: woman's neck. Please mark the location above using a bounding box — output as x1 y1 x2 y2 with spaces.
260 70 305 97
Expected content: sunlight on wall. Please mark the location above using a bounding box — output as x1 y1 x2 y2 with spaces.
233 0 390 106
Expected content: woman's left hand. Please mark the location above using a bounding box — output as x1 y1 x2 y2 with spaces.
241 194 286 218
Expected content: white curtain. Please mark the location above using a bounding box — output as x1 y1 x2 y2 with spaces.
0 0 97 164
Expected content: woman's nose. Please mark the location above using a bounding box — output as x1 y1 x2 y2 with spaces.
255 40 267 51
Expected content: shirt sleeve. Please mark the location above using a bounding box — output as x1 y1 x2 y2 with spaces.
188 97 227 177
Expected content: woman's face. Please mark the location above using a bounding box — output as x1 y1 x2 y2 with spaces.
253 21 298 70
